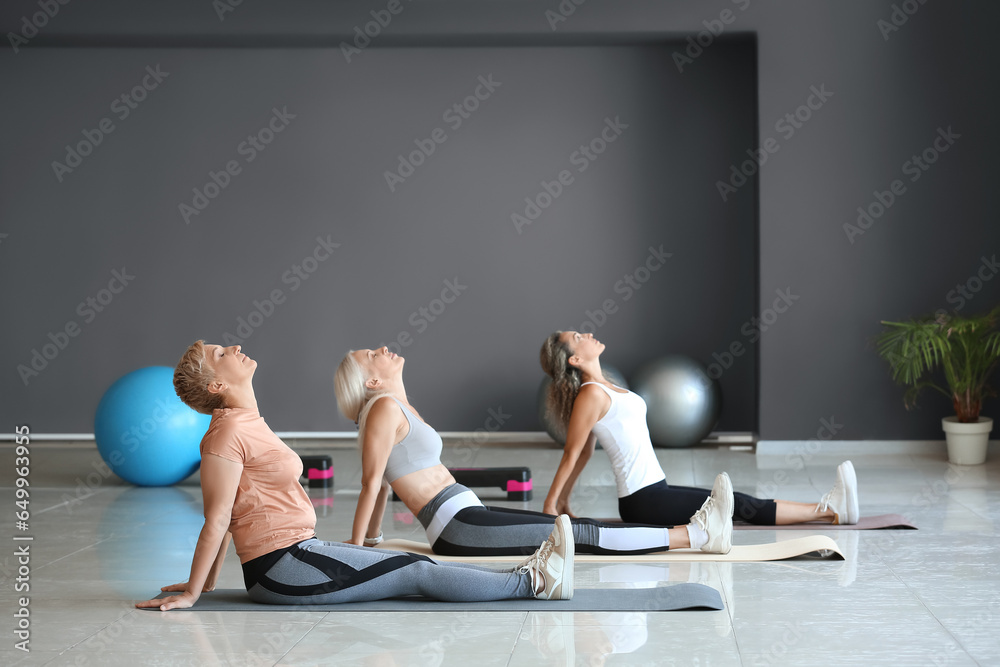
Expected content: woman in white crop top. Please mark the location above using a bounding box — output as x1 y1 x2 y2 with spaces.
335 346 736 556
540 331 860 527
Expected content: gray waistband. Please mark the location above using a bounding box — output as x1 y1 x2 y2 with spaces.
416 483 486 545
416 483 472 528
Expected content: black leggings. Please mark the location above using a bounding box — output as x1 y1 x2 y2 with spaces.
619 479 777 526
418 484 676 557
433 505 675 557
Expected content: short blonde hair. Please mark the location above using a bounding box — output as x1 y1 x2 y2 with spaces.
173 340 225 415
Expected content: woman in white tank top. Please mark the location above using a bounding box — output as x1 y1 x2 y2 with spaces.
540 331 860 527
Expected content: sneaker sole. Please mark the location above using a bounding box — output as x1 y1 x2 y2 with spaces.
714 473 734 554
553 515 574 600
841 461 859 524
717 472 735 520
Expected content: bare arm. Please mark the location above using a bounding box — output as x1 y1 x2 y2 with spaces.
136 454 242 610
544 433 597 517
204 531 232 591
350 398 399 546
367 480 391 541
543 386 607 515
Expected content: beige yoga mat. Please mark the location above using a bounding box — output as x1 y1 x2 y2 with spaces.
378 535 844 562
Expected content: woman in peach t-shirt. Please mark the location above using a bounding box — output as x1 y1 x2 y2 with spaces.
136 341 573 610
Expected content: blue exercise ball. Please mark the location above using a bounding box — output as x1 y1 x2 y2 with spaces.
633 355 722 448
537 365 628 445
94 366 209 486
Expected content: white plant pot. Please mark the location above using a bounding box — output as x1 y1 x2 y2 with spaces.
941 416 992 465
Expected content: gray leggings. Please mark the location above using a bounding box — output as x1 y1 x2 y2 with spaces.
244 538 534 604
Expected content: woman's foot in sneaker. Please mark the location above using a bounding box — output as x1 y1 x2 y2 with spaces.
688 472 734 554
817 461 859 525
518 514 575 600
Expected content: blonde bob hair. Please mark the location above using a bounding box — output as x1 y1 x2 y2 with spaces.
334 351 394 445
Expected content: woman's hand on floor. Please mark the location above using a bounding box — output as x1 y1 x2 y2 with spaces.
544 500 578 518
135 588 199 611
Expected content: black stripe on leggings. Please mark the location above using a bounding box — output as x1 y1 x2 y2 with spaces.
258 549 433 597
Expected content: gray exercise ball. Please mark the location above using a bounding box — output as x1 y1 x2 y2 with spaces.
633 355 721 448
536 365 628 445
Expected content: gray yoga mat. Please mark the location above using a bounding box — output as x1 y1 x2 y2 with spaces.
145 583 723 612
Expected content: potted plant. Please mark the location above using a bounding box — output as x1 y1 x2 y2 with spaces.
875 305 1000 465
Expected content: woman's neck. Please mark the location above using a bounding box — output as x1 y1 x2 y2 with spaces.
222 385 258 412
579 361 605 385
377 378 407 402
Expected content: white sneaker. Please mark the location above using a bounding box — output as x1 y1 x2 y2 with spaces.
518 514 574 600
817 461 859 525
690 472 734 554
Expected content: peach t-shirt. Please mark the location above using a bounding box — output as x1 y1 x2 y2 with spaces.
200 407 316 563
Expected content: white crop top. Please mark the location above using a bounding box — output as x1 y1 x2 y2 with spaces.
583 382 666 497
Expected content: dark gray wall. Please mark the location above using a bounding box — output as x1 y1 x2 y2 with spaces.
1 30 758 432
2 0 998 440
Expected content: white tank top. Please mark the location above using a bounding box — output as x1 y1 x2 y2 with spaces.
583 382 666 497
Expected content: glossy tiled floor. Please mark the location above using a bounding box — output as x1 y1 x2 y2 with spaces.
2 442 998 666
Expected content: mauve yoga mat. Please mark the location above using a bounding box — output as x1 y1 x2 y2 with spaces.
735 514 917 530
598 514 917 530
143 583 724 612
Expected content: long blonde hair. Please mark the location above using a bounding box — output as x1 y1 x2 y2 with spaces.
334 351 393 446
539 332 582 439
